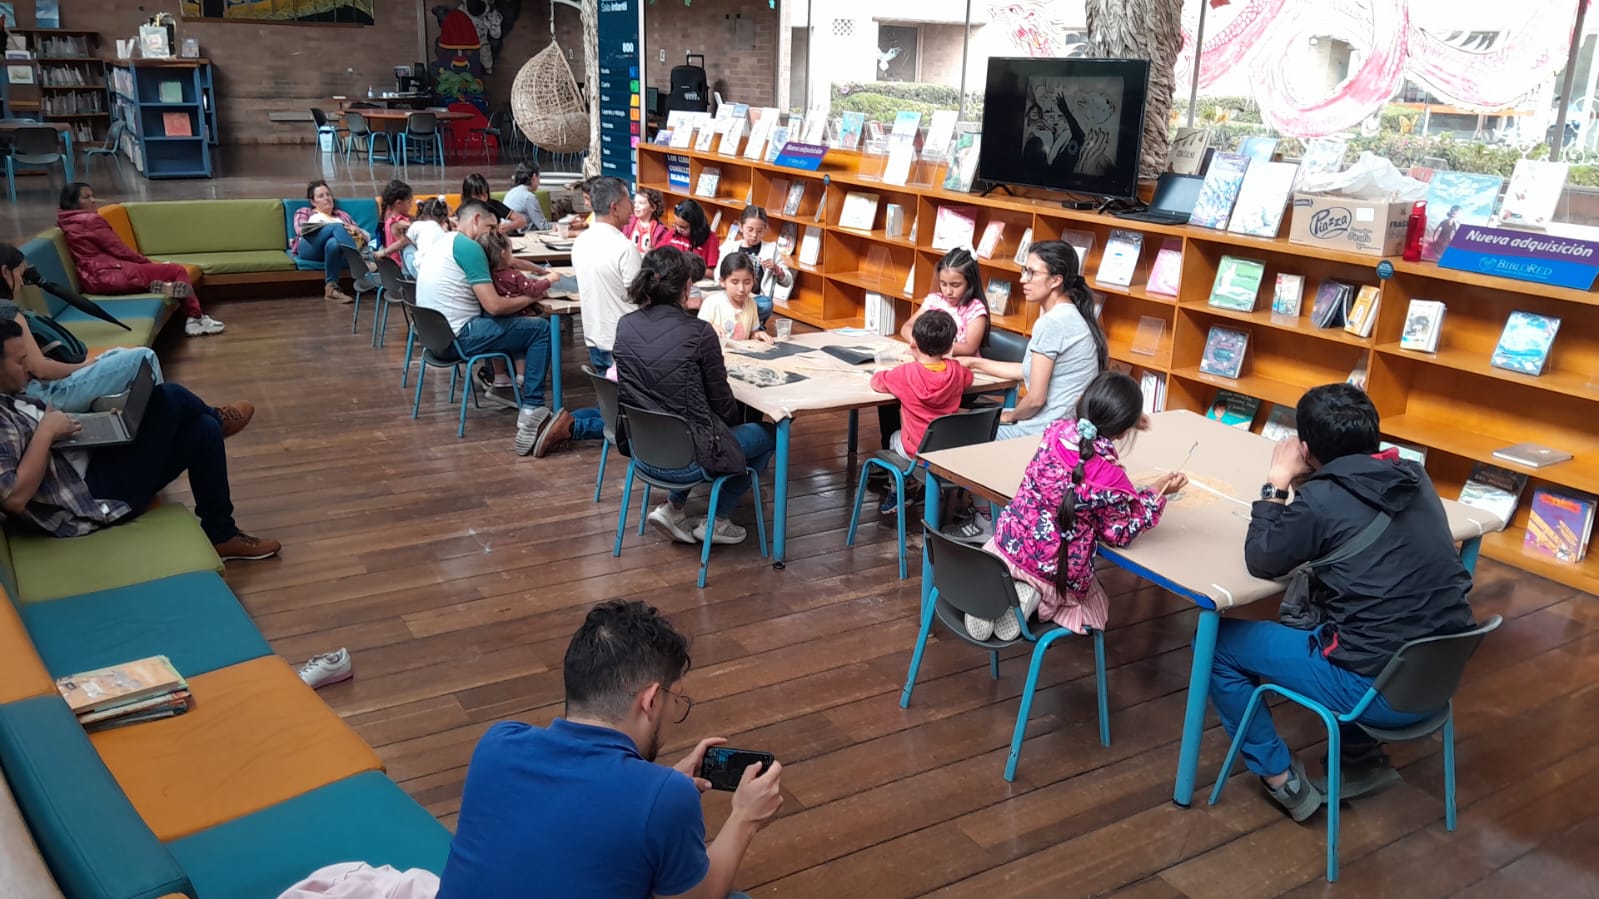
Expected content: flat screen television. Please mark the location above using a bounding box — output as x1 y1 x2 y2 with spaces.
977 57 1150 201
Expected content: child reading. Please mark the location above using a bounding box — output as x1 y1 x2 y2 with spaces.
970 370 1187 641
698 254 771 343
902 248 988 354
664 198 720 273
718 205 791 324
870 309 973 464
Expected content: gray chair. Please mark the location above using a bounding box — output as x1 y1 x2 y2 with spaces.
399 112 442 166
983 327 1028 363
309 107 345 152
372 255 411 349
342 111 394 165
403 301 518 438
337 244 380 335
584 365 621 503
5 126 65 203
1209 614 1503 882
84 119 127 172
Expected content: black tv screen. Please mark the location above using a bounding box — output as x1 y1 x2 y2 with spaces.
977 57 1150 201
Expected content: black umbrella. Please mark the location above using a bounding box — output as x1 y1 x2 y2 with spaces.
23 267 131 331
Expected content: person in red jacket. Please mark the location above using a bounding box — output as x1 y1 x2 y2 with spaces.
56 182 222 337
868 309 973 514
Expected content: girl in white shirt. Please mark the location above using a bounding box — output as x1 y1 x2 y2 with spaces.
698 254 772 343
385 198 451 277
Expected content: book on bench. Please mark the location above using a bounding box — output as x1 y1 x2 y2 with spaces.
56 655 192 730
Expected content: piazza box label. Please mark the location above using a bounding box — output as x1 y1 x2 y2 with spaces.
1438 225 1599 290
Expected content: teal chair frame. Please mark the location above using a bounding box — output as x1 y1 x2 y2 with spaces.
583 365 621 503
338 244 381 336
403 301 519 438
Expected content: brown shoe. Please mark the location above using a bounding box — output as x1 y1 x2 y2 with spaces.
216 402 254 438
533 408 574 457
213 532 281 561
324 281 353 303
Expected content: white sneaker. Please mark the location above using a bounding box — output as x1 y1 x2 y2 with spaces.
965 614 995 641
994 582 1042 642
512 406 551 456
184 315 225 336
647 502 696 544
692 517 747 545
298 648 352 689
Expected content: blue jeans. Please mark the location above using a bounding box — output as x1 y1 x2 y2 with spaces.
637 421 774 519
24 347 164 413
588 347 613 373
296 224 358 283
1206 619 1428 777
572 407 606 441
84 383 237 545
455 314 551 409
755 294 773 326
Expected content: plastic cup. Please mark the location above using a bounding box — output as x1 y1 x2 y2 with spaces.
773 318 793 341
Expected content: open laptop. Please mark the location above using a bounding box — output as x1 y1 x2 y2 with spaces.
1113 173 1205 225
60 360 155 448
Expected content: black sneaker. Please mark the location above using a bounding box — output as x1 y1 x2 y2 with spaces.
1313 749 1403 800
1263 756 1324 823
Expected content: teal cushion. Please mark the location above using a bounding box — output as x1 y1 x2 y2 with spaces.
60 299 168 322
169 772 450 899
7 504 223 604
22 572 270 680
17 233 75 318
0 696 193 899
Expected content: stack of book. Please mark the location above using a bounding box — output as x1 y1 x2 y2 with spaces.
55 656 192 732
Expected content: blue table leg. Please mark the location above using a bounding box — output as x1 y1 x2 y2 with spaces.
1459 535 1482 573
772 417 790 568
1174 608 1220 808
1004 386 1018 409
62 131 75 181
548 312 564 410
921 472 942 611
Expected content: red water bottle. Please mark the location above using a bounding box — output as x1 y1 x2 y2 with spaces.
1402 200 1427 262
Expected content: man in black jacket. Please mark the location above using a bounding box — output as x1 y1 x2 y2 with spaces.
1209 383 1474 822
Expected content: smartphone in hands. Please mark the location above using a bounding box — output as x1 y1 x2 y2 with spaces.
699 747 774 792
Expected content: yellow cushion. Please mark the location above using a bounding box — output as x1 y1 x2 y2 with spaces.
91 656 383 841
98 204 140 255
0 589 54 704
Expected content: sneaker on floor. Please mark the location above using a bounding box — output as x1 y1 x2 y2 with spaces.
512 406 552 456
1313 750 1404 801
149 280 193 299
533 408 574 457
693 516 747 545
878 491 902 516
215 402 254 438
964 613 995 642
647 502 696 544
213 531 281 561
324 281 353 303
298 648 352 689
482 384 520 410
184 315 224 336
1264 756 1325 823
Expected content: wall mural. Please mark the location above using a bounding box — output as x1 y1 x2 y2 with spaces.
179 0 374 24
1175 0 1576 136
986 1 1088 59
429 0 524 110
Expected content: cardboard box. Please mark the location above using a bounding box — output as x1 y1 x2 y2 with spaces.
1287 193 1409 257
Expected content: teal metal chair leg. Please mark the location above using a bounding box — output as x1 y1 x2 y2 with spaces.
749 469 768 558
1442 710 1458 830
1093 628 1110 747
699 478 727 588
1005 628 1085 782
899 587 941 708
845 457 910 579
1322 707 1343 883
593 439 611 502
410 358 427 419
613 464 637 556
638 484 652 535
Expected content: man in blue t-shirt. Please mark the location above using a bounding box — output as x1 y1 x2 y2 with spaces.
436 599 785 899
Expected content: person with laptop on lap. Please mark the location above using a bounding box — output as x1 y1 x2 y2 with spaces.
0 318 278 561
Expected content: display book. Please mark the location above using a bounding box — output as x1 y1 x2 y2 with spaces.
1110 361 1167 414
1458 463 1528 526
1525 487 1597 563
1207 256 1265 311
1490 311 1560 376
1096 230 1143 287
55 655 192 732
1199 325 1249 379
1400 299 1447 352
1147 240 1182 296
1205 389 1260 429
1342 285 1380 338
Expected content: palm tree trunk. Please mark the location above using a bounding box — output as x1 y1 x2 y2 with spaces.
582 0 601 177
1085 0 1184 179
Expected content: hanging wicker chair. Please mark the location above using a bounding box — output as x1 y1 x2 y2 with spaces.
512 41 590 155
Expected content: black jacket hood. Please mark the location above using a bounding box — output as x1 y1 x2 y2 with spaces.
1310 452 1420 516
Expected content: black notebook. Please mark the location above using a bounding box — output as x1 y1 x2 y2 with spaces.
820 345 876 366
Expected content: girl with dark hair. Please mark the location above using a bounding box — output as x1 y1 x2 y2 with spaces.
290 180 371 303
382 197 451 277
664 198 719 273
624 188 671 253
718 205 790 325
960 239 1107 439
697 253 769 343
612 246 775 547
462 172 525 233
970 370 1185 641
377 179 415 251
900 248 988 354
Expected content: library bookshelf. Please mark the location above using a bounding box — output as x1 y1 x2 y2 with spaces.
108 59 217 179
638 141 1599 594
7 29 110 143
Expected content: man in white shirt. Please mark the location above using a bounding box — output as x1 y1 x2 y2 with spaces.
572 177 642 373
415 200 556 454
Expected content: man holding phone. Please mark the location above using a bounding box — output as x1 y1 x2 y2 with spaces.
438 599 784 898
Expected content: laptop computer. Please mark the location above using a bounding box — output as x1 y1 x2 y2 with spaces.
1113 173 1205 225
60 360 156 449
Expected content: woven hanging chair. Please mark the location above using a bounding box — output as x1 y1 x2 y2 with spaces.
512 41 590 154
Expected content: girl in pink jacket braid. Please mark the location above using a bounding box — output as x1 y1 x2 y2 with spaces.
972 371 1188 641
55 182 222 336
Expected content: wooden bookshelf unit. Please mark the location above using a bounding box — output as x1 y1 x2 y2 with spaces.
639 141 1599 594
6 29 109 143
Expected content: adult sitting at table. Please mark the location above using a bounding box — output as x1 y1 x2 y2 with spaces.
290 180 373 304
1209 382 1476 823
463 172 525 235
614 246 775 547
414 200 555 455
56 182 224 337
573 177 643 373
502 161 551 233
957 240 1104 439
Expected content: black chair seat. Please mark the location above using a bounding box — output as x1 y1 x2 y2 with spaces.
421 348 462 367
1355 706 1451 743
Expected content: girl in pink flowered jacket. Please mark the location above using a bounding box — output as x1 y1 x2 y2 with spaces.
970 371 1188 641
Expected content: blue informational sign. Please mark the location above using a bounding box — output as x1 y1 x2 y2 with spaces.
773 142 829 171
1438 224 1599 290
596 0 642 182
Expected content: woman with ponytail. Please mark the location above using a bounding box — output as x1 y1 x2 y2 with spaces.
959 239 1106 439
966 371 1186 641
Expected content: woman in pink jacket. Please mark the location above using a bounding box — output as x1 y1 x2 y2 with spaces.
56 182 222 337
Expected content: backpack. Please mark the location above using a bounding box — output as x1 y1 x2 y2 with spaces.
24 310 88 365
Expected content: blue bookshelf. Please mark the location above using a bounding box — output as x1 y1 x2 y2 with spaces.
108 59 216 179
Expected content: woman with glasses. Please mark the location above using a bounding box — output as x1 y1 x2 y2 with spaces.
959 239 1107 439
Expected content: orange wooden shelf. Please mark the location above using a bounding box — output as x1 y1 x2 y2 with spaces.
1181 301 1373 348
1374 343 1599 402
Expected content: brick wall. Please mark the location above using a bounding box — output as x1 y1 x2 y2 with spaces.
644 0 781 110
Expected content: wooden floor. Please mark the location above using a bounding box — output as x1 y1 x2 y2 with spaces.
147 294 1599 898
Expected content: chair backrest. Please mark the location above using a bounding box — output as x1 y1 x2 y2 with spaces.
924 527 1020 621
407 112 438 136
583 365 620 434
1369 615 1502 714
918 405 1003 456
983 327 1028 364
375 256 409 301
345 111 370 136
338 244 369 287
618 403 697 471
404 302 461 359
13 127 59 157
310 107 332 128
98 119 126 151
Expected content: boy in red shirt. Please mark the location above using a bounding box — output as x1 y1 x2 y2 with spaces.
869 309 973 513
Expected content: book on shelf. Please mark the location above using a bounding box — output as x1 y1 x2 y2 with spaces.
800 108 827 144
884 138 917 185
1189 152 1250 230
1343 285 1380 338
161 111 191 137
941 131 982 192
158 80 183 103
1261 404 1299 440
976 221 1006 259
904 262 916 297
695 167 721 199
932 205 978 251
884 204 906 239
1524 488 1596 563
1199 326 1250 379
1399 299 1446 352
864 290 883 333
1169 127 1209 176
1059 229 1095 270
782 182 805 217
1140 371 1167 413
925 109 959 159
666 156 691 191
1013 227 1034 266
985 278 1013 316
1497 159 1569 230
1096 230 1143 287
1271 273 1304 317
1206 389 1260 429
669 121 696 149
1295 137 1348 184
838 191 880 230
777 222 798 260
798 225 821 266
1490 311 1560 376
652 129 674 146
1421 172 1503 261
1379 441 1428 465
764 125 790 164
1207 256 1266 312
717 119 745 156
1346 355 1369 391
1493 442 1574 469
1311 280 1353 329
837 111 866 150
1458 464 1529 525
1147 240 1182 296
743 108 775 160
1226 161 1299 238
694 124 718 152
1239 136 1279 163
56 655 186 717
